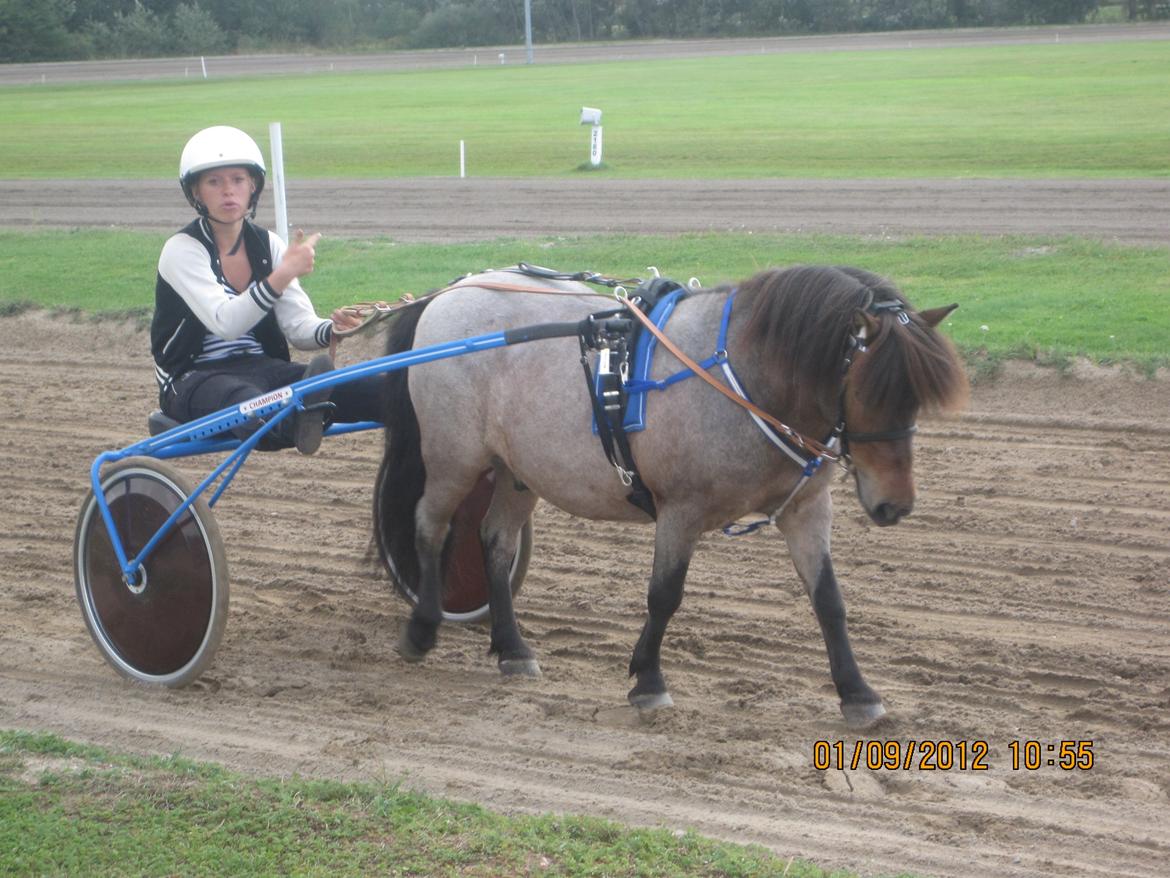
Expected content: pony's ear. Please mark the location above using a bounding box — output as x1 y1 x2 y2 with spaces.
917 303 958 328
853 309 881 339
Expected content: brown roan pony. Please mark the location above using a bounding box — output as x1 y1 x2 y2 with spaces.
373 264 968 726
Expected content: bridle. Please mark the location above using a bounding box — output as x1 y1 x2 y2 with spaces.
623 285 919 474
707 290 920 534
833 296 919 466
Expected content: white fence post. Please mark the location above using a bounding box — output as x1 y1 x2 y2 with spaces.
268 122 288 242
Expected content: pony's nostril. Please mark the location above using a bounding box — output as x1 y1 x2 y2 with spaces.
871 502 912 526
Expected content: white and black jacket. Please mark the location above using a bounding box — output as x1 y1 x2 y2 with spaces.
151 217 331 398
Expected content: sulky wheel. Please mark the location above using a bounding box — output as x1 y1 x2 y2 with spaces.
74 456 228 688
377 466 532 624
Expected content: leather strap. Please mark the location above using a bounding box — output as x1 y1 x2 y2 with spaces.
622 300 841 462
340 278 842 462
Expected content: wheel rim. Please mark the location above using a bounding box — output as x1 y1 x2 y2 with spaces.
442 473 495 616
79 467 218 680
379 468 529 623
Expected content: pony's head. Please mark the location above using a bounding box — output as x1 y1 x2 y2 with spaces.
741 265 968 526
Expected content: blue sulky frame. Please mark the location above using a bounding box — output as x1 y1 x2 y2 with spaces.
76 310 581 687
90 327 524 588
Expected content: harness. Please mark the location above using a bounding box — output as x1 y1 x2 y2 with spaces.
583 275 918 531
338 264 918 528
575 276 687 519
616 281 843 530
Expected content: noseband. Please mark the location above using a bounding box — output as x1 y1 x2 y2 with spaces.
839 425 918 467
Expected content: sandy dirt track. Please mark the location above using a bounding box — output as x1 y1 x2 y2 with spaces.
4 177 1170 245
1 311 1168 877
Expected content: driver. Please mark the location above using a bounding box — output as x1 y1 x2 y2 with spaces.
151 125 383 452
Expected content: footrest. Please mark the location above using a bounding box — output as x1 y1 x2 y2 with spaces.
147 410 183 437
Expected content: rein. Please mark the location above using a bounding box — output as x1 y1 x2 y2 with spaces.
339 266 917 521
439 275 851 466
333 275 619 339
338 269 908 465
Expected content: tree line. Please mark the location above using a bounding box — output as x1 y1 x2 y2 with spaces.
1 0 1165 63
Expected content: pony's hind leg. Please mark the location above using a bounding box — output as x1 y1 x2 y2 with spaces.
777 488 886 728
627 509 702 710
399 469 482 662
483 462 540 677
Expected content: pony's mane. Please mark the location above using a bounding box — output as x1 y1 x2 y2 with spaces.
738 265 968 421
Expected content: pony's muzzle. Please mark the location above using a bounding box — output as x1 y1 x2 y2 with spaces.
868 500 912 527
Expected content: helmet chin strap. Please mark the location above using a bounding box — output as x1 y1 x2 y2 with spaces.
197 203 248 255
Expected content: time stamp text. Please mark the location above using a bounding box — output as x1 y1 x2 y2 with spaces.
813 739 1095 772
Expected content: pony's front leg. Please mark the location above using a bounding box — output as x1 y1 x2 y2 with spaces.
777 487 886 728
628 510 701 710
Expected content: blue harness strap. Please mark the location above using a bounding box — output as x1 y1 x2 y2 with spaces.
622 288 728 432
601 286 840 537
591 287 690 435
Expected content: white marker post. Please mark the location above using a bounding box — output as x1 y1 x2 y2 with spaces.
268 122 289 242
200 56 207 79
580 106 603 168
524 0 534 64
460 140 466 178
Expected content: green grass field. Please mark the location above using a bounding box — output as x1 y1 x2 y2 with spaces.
2 40 1168 179
2 229 1166 370
1 731 861 878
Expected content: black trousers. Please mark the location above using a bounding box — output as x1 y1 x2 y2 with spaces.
163 355 385 444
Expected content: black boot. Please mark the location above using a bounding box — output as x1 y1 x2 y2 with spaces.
294 353 334 455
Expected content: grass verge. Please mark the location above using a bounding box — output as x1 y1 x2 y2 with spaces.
1 730 879 878
1 229 1166 372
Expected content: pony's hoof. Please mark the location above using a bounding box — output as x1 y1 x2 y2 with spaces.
628 690 674 711
841 699 887 728
397 623 428 663
499 657 542 678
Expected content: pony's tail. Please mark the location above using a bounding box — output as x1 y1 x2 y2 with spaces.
372 298 433 599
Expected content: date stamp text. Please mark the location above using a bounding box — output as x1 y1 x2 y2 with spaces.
812 739 1095 772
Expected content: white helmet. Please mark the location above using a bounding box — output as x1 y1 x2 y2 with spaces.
179 125 266 217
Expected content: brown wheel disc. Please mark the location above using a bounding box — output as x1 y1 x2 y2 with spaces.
377 468 532 623
74 457 228 687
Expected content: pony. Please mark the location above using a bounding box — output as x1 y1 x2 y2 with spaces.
373 264 967 726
